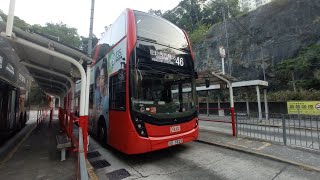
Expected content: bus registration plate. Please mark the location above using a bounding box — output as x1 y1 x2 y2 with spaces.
168 139 183 146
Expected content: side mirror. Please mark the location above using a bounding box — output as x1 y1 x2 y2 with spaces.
205 79 210 88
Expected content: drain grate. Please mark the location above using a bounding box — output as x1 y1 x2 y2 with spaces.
106 169 131 180
90 159 110 169
87 151 101 159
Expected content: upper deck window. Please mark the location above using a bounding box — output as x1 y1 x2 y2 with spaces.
92 13 126 61
134 11 189 51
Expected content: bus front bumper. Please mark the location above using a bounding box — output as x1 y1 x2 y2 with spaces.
126 125 199 154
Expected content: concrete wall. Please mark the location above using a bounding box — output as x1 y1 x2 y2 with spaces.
199 102 288 114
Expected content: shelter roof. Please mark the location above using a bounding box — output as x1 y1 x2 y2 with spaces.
0 22 93 97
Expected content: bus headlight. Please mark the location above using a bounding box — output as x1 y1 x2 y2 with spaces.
137 124 142 129
196 117 199 127
132 115 148 137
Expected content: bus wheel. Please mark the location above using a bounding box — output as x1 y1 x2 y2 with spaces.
98 123 107 145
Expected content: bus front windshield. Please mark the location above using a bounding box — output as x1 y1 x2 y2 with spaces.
131 64 196 119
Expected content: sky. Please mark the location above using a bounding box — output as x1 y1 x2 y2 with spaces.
2 0 181 38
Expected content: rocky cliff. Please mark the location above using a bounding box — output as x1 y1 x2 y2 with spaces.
194 0 320 82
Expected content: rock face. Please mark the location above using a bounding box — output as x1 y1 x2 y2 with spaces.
194 0 320 82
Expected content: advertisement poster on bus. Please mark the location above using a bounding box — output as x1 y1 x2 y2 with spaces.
93 58 110 127
107 38 127 76
287 101 320 115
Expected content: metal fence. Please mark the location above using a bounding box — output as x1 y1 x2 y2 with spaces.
236 112 320 151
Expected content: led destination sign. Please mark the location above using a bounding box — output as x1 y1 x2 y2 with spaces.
150 49 184 67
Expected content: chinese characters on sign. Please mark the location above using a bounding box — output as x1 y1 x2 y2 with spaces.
150 49 184 66
287 101 320 115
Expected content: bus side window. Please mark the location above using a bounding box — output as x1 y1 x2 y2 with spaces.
109 75 126 110
89 84 93 108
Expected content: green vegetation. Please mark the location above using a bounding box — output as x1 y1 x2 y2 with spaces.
28 82 50 108
31 23 81 48
274 45 320 92
0 10 98 50
158 0 241 44
267 90 320 102
189 24 211 44
0 9 98 105
0 10 30 30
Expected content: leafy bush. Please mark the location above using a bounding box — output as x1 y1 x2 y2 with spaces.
189 24 211 44
267 90 320 101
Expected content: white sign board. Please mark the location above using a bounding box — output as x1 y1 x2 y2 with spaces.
219 46 226 58
218 109 225 116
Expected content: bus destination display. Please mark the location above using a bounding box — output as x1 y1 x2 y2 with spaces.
150 49 184 67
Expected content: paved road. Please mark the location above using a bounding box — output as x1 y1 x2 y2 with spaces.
88 137 320 180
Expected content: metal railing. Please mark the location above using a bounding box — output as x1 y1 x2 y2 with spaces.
236 112 320 151
36 108 48 126
198 107 232 123
58 108 89 180
198 107 236 136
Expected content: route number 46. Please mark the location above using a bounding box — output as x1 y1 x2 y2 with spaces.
176 57 184 66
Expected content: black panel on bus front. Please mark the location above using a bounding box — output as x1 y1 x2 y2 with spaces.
135 40 194 72
129 40 197 126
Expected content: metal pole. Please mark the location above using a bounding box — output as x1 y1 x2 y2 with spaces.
88 0 95 56
6 0 16 37
206 91 210 116
263 88 269 120
261 46 266 81
282 114 287 145
256 86 262 120
222 6 230 75
78 128 89 180
228 82 235 136
221 57 225 75
85 65 91 115
246 92 250 117
210 72 235 136
218 95 221 109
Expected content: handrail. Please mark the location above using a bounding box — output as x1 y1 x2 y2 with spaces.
58 107 88 179
36 108 48 126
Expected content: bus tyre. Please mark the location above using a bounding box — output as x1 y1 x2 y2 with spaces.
98 123 107 145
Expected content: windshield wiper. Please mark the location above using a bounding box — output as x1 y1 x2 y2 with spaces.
137 36 157 43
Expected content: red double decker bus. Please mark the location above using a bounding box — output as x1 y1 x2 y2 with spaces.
87 9 198 154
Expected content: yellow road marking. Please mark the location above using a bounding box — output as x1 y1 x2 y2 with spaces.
227 142 248 149
255 142 271 151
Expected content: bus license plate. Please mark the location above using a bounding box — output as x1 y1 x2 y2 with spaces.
168 139 183 146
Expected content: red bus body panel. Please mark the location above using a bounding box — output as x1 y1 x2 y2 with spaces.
99 8 199 154
124 119 198 154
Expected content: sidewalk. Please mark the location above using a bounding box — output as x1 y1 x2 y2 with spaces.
198 129 320 172
0 115 76 180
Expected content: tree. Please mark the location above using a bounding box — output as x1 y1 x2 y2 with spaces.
148 9 163 16
275 45 320 91
31 22 81 48
80 35 99 54
0 10 31 30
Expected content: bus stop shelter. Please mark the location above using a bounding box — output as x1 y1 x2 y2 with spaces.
196 70 236 136
0 19 93 179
